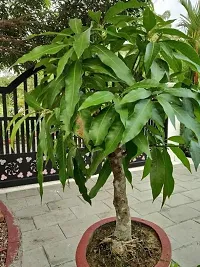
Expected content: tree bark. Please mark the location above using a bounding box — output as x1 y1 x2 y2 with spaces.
109 147 132 241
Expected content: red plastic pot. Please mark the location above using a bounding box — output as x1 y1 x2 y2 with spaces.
76 217 171 267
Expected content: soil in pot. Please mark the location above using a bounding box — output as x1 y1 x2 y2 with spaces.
0 218 8 267
87 221 162 267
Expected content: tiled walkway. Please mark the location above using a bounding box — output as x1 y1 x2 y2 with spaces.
1 164 200 267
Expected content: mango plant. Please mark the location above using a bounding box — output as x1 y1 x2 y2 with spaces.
11 0 200 244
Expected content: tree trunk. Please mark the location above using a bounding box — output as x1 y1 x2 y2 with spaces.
108 147 132 241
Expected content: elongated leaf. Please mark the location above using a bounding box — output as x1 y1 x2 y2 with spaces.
168 136 185 144
166 40 200 67
160 43 182 72
133 132 151 159
165 88 200 105
87 151 105 178
122 99 153 144
89 159 111 198
6 112 24 131
114 98 128 126
142 157 152 179
25 93 42 111
122 158 133 186
144 42 160 74
155 28 189 39
75 110 91 147
92 45 134 86
89 107 116 146
56 133 68 188
15 44 67 64
127 79 161 92
157 95 176 128
190 140 200 171
10 113 32 148
73 159 91 204
73 28 91 59
170 146 191 172
60 61 83 137
162 149 174 206
57 48 74 78
48 74 65 107
150 148 164 200
105 0 144 21
27 31 72 39
152 103 164 127
121 88 151 105
88 10 102 23
171 103 200 143
69 18 82 34
104 120 124 156
173 53 200 72
79 91 114 110
143 7 156 32
37 138 44 199
151 59 169 82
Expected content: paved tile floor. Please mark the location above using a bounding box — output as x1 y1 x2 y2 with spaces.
1 164 200 267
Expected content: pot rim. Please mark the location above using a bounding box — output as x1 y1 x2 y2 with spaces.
76 217 171 267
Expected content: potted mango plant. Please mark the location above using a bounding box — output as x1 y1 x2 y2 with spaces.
11 1 200 266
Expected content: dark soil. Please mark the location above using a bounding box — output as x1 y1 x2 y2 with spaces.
0 219 8 267
87 221 162 267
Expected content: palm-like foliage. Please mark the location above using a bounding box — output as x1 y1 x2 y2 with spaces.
179 0 200 84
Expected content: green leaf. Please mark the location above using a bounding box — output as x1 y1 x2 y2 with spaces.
83 58 116 78
160 43 182 72
37 137 44 199
88 10 101 23
15 44 67 64
122 158 133 186
10 113 32 149
150 148 164 201
190 140 200 171
142 157 152 179
173 53 200 72
104 120 124 156
171 103 200 143
92 45 134 86
122 99 153 144
87 151 105 178
157 95 176 128
164 88 200 105
89 107 116 146
105 0 144 21
133 132 151 159
75 110 91 147
126 79 161 92
79 91 114 110
155 28 189 39
152 103 164 127
166 40 200 67
170 146 191 172
73 159 91 204
143 7 156 32
162 149 174 206
56 133 68 188
25 93 42 111
6 112 24 131
27 31 72 39
47 74 66 107
69 18 82 34
89 159 111 198
151 59 169 82
144 42 160 74
168 136 185 144
60 61 83 137
121 88 151 105
73 28 91 59
57 48 74 78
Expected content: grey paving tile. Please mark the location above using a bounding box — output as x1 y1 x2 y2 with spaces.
55 262 76 267
172 184 187 194
22 247 50 267
19 218 36 232
4 198 28 212
165 193 193 208
26 192 61 206
129 189 154 202
59 215 99 238
174 173 196 182
165 220 200 245
14 204 49 218
47 197 84 210
187 201 200 211
22 225 66 251
33 208 76 229
180 180 200 190
70 200 110 219
173 242 200 267
7 188 39 200
44 236 80 266
182 188 200 201
131 199 162 216
161 205 200 223
0 193 7 202
135 182 151 191
143 212 175 229
91 190 112 201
